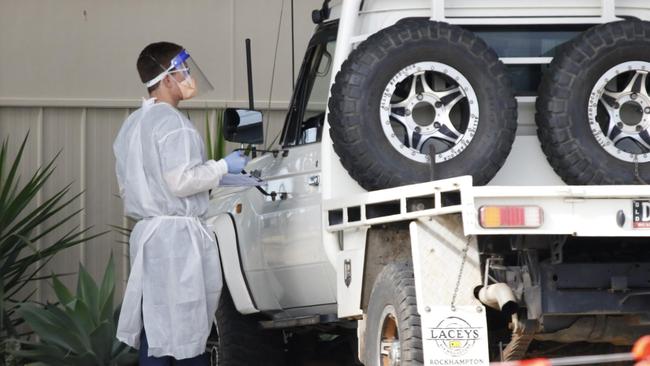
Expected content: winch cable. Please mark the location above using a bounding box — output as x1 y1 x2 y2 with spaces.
264 0 286 150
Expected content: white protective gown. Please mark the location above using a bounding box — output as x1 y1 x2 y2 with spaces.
114 98 227 359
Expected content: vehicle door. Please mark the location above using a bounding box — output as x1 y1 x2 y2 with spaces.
257 24 338 311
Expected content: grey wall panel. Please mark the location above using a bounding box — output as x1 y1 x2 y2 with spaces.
0 0 322 107
85 108 129 297
0 107 45 301
39 108 85 302
0 107 42 167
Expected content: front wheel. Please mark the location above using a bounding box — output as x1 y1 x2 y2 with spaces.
364 263 422 366
209 289 285 366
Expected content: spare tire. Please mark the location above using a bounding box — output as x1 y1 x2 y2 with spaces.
328 19 517 191
536 20 650 185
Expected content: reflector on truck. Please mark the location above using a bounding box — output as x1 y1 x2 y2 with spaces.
479 205 543 228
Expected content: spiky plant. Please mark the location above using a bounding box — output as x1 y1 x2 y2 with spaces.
0 134 105 362
14 255 137 366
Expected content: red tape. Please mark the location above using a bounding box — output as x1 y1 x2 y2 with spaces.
518 358 551 366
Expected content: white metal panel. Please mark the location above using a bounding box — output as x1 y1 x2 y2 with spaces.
409 216 489 365
490 136 566 186
337 227 369 318
617 0 650 19
468 185 650 236
258 143 336 309
206 214 258 314
363 0 621 19
324 176 471 232
323 174 650 237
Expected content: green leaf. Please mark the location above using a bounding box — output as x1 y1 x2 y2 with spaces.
216 109 226 160
51 275 74 308
107 224 131 237
205 110 214 161
13 340 70 365
0 276 4 332
115 349 138 366
17 303 89 354
98 254 115 322
69 297 94 333
76 263 99 322
0 134 29 215
89 321 114 364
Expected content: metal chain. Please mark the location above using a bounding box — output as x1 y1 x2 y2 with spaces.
450 235 472 311
634 154 648 184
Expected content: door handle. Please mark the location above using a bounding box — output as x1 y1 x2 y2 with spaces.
308 175 320 186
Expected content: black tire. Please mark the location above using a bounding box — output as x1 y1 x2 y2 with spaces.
364 262 422 366
328 19 517 191
211 288 285 366
536 20 650 185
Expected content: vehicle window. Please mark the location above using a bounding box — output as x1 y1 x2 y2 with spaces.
472 27 587 95
299 41 335 145
281 36 337 147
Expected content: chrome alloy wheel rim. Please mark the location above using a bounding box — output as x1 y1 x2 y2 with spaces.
379 62 479 163
379 305 401 366
588 61 650 162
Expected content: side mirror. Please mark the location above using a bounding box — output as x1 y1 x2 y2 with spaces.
223 108 264 145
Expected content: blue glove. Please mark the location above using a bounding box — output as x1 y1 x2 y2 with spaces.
223 150 248 174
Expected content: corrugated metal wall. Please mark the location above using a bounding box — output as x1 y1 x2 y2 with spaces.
0 0 321 303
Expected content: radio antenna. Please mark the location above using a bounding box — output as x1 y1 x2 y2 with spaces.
245 38 254 110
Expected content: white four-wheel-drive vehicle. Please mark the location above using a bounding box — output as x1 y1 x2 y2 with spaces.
206 1 650 365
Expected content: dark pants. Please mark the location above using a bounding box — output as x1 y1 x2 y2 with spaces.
139 328 209 366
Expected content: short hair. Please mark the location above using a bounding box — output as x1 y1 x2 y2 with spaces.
137 42 183 93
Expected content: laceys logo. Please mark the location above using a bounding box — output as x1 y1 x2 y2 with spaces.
429 316 482 357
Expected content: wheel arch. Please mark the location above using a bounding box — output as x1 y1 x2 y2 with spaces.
206 213 259 314
361 224 413 312
335 223 413 365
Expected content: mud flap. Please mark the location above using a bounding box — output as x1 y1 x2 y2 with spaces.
337 227 369 318
409 215 490 365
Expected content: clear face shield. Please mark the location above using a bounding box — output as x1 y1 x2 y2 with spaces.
144 49 214 99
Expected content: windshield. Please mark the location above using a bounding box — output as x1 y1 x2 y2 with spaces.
281 22 338 147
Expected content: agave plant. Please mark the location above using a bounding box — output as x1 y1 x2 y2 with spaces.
0 134 105 354
14 255 137 366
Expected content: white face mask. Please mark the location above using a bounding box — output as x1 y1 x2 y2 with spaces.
174 75 197 100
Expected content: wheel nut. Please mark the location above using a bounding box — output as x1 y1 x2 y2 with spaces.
645 107 650 114
434 122 441 128
617 122 624 128
417 94 423 101
637 125 643 131
414 126 421 133
435 102 443 108
614 103 620 109
632 93 638 100
405 110 411 116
